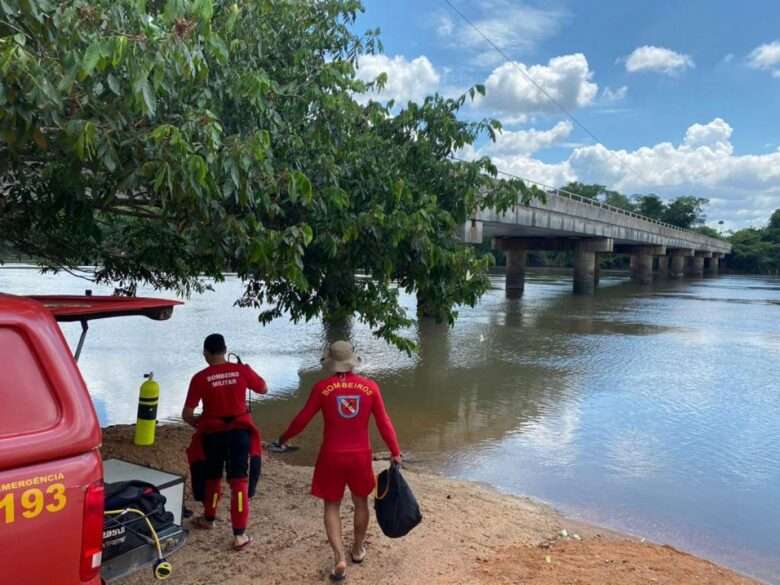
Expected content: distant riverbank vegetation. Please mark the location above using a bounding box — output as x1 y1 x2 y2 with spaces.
725 210 780 275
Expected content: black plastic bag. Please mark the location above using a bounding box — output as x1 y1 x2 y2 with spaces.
374 463 422 538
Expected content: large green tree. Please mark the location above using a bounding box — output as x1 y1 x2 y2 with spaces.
0 0 535 350
661 196 708 228
634 194 665 219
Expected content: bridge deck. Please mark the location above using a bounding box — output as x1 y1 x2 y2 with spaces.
472 190 731 255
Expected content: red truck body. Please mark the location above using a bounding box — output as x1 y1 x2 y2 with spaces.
0 293 179 585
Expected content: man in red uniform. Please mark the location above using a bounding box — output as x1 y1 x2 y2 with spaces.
182 333 267 550
277 340 402 581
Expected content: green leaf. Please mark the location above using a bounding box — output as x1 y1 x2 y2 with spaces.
81 41 105 79
301 224 313 246
102 146 118 172
209 34 229 63
289 170 312 205
230 162 240 188
39 78 59 103
74 122 96 160
139 78 156 116
112 36 128 67
107 74 120 96
195 0 214 20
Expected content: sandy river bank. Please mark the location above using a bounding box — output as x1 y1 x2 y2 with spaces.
102 424 759 585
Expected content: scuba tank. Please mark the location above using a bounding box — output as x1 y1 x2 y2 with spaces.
134 372 159 446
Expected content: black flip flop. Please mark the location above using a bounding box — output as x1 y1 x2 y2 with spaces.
265 441 300 453
329 568 347 582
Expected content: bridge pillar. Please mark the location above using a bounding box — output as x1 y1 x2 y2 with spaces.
687 256 705 277
656 255 669 279
688 251 711 278
594 254 602 286
704 253 720 276
574 239 613 295
494 239 528 297
634 253 654 285
505 247 528 297
670 255 685 278
617 245 665 285
669 249 693 279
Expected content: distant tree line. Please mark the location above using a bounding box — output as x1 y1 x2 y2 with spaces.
725 210 780 274
560 183 709 229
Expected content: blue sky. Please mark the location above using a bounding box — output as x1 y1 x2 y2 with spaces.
353 0 780 229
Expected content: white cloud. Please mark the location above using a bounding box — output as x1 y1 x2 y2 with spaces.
436 1 567 66
569 118 746 190
476 54 598 118
568 119 780 226
747 40 780 77
356 54 441 104
467 118 780 228
624 46 695 75
490 153 576 188
483 121 573 156
682 118 732 150
436 14 455 37
601 85 628 103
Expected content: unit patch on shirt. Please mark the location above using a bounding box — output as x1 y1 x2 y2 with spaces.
337 395 361 419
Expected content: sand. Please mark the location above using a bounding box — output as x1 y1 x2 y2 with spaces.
101 424 758 585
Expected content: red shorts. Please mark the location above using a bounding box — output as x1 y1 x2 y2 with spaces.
311 450 375 501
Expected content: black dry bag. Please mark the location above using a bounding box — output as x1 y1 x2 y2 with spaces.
374 463 422 538
102 481 175 561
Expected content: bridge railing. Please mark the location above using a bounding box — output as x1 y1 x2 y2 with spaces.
547 188 691 234
508 172 704 236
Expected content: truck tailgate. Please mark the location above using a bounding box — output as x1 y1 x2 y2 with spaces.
0 450 102 585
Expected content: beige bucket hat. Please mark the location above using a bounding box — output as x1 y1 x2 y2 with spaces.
322 340 361 373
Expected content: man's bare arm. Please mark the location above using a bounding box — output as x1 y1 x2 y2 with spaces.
182 406 200 428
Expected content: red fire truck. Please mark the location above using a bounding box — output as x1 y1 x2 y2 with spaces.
0 293 181 585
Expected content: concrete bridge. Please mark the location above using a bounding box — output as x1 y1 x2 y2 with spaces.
464 189 732 295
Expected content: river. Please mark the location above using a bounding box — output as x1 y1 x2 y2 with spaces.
2 266 779 583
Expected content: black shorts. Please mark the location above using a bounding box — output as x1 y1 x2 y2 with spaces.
202 429 251 480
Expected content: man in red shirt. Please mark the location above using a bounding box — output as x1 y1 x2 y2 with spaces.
182 333 267 550
277 340 402 581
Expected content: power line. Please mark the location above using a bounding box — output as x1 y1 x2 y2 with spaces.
439 4 698 232
441 0 622 163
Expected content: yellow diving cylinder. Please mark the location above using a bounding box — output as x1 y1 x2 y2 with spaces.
134 372 159 446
